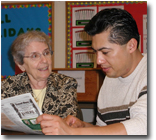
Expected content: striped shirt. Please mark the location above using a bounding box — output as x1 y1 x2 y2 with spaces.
96 54 147 135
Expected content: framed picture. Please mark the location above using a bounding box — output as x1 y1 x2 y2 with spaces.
1 2 54 78
66 1 147 68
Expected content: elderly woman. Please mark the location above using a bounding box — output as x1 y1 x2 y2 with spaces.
1 30 81 119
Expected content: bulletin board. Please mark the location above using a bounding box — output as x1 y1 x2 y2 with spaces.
1 2 54 79
66 1 147 68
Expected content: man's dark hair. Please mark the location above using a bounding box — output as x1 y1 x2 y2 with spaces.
84 8 140 48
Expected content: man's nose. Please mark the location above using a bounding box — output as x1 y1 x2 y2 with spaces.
96 52 106 65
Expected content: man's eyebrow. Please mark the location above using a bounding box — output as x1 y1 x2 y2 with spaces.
91 46 112 52
44 48 50 51
91 47 97 52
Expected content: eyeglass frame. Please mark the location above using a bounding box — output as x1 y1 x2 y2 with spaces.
23 48 53 61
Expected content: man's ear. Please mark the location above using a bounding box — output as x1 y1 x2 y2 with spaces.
15 61 25 72
127 38 138 53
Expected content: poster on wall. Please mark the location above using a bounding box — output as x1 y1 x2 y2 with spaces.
66 1 147 68
1 2 54 79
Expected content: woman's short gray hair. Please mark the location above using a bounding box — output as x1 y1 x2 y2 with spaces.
11 30 52 65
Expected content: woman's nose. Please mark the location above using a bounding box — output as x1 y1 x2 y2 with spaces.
40 54 48 63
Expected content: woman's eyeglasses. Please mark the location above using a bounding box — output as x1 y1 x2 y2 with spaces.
23 49 53 61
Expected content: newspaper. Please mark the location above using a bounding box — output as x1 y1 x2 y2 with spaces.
1 93 43 134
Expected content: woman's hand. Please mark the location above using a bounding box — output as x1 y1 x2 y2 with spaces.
36 114 73 135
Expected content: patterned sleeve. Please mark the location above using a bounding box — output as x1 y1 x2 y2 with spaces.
1 78 14 100
1 73 30 100
1 80 7 100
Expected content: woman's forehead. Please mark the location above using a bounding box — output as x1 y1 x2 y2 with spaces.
25 42 48 53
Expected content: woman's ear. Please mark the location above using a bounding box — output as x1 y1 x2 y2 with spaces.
127 38 138 53
15 61 25 72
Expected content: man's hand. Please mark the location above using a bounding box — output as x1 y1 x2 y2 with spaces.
36 114 73 135
63 115 85 128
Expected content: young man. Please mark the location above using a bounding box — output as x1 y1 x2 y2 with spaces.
36 8 147 135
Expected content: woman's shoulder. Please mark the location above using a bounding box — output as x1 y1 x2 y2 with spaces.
2 72 27 85
51 72 76 80
49 72 77 84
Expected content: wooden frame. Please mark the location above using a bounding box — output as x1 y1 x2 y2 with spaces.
1 1 54 77
66 1 147 68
